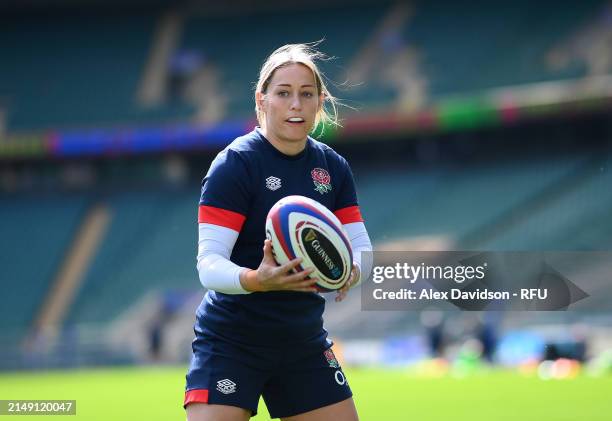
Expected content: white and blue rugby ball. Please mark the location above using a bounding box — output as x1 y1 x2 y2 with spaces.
266 195 353 292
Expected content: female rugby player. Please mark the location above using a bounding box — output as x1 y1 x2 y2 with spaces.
185 43 372 421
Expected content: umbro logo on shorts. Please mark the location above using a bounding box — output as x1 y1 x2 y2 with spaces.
266 176 282 191
216 378 237 394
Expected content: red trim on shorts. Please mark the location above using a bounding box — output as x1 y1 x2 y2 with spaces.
184 389 209 407
198 205 246 231
334 206 364 224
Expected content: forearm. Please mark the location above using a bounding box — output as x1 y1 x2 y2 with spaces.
344 222 373 286
197 253 249 294
197 223 251 294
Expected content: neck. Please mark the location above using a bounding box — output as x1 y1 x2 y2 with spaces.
261 127 307 156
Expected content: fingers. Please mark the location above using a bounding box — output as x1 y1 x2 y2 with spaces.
335 271 355 302
283 269 319 292
262 239 276 263
277 256 304 274
335 281 351 301
283 267 312 281
263 240 304 273
335 282 350 301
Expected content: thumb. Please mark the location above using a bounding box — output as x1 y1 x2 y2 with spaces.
262 239 276 263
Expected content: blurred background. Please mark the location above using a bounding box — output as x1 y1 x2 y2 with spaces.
1 0 612 418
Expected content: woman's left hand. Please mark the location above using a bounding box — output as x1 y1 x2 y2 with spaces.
335 263 359 302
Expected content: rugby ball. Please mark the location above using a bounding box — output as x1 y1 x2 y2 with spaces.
266 195 353 292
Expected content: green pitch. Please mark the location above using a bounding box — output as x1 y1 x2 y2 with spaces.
0 367 610 420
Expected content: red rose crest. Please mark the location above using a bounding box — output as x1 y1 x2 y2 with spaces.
324 348 339 368
311 168 332 194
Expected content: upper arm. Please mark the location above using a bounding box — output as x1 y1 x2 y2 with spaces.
333 155 364 225
198 149 252 232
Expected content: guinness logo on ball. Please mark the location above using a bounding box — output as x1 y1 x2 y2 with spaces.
301 228 343 280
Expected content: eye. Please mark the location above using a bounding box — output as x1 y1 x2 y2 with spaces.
302 91 314 98
277 91 289 97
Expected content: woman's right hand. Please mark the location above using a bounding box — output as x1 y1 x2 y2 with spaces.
240 239 319 293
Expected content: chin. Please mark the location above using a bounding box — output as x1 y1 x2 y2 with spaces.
281 128 309 142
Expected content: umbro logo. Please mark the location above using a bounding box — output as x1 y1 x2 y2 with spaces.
266 176 281 191
216 378 237 394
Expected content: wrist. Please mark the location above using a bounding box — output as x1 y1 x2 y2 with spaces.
240 269 262 292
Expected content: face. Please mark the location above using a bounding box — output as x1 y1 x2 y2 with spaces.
257 63 323 146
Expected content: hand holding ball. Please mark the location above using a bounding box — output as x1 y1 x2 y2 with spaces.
266 196 353 292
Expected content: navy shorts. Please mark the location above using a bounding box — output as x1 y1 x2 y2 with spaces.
184 324 352 418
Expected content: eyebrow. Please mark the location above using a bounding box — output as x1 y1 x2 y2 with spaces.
275 84 315 88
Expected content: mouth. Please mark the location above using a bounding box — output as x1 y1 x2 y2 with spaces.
285 117 305 126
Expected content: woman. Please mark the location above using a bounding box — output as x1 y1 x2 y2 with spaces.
185 43 372 421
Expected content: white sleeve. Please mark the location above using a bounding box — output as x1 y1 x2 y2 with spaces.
196 223 251 294
344 221 373 287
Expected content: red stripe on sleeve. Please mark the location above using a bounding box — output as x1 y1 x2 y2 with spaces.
184 389 209 407
334 206 364 224
198 205 246 231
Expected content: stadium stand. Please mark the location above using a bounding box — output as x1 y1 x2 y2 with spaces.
358 154 592 246
0 194 90 338
65 189 197 325
1 0 607 131
398 0 600 99
474 153 612 250
0 11 175 131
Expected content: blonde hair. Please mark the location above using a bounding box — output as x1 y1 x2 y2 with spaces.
255 42 340 135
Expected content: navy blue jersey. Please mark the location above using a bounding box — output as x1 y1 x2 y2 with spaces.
197 127 363 348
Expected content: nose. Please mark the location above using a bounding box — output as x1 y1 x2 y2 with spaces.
289 93 302 111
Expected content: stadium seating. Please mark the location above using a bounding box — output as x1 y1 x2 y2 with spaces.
357 154 591 246
0 12 160 130
2 0 606 131
400 0 598 99
476 154 612 250
0 194 89 337
65 189 198 325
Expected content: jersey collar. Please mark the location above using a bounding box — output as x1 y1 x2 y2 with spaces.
255 127 311 161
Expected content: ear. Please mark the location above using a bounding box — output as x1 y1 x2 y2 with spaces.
318 92 325 112
256 91 266 112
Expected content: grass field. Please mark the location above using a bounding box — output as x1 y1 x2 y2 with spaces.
0 366 610 420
